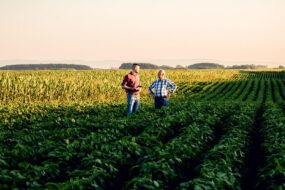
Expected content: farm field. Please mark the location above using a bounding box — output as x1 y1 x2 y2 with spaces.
1 69 285 189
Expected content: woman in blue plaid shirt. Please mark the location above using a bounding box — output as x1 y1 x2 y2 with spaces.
148 69 177 109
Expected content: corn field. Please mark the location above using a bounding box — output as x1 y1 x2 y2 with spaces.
0 70 238 104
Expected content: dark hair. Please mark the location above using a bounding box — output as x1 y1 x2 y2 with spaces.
133 63 139 67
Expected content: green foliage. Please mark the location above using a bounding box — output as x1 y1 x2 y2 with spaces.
1 70 285 189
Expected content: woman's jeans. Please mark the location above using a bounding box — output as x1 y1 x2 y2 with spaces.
155 97 169 109
127 93 140 115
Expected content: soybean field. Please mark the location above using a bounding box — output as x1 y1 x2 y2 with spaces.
1 70 285 189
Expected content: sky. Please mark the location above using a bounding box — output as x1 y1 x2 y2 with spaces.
0 0 285 68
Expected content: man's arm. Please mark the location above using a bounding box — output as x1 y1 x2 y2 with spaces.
122 75 135 90
148 81 156 97
167 80 177 96
121 75 128 89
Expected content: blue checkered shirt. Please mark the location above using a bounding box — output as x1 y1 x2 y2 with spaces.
148 78 177 97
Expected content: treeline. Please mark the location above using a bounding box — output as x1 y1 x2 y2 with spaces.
229 64 268 69
188 63 268 69
0 64 93 70
119 62 269 70
0 62 276 70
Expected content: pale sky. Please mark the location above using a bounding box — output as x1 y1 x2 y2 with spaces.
0 0 285 68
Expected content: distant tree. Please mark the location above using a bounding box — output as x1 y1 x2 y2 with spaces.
0 64 93 70
160 65 174 69
176 65 185 69
119 63 159 69
228 64 267 69
278 65 285 69
187 63 224 69
119 62 181 70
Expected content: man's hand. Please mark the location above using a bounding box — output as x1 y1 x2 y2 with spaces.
136 87 142 92
166 93 171 99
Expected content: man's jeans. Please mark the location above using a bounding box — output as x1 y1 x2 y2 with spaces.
127 93 140 115
155 97 169 109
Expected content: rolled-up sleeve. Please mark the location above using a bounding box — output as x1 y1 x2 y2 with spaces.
168 80 177 93
122 75 128 86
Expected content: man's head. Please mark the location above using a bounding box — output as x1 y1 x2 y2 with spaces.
158 69 165 79
132 64 140 74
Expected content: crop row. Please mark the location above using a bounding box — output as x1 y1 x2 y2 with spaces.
257 103 285 189
233 71 285 80
179 104 256 190
178 79 285 103
9 99 285 189
0 100 258 189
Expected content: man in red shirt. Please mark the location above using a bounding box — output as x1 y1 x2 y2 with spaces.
122 64 142 115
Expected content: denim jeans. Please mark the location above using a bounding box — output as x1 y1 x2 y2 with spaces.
154 97 169 109
127 93 140 115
